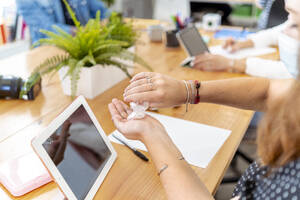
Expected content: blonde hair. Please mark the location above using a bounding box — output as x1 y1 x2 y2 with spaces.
257 47 300 167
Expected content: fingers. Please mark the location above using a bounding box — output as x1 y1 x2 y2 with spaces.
108 102 121 118
124 84 155 97
194 61 211 71
124 91 159 104
125 78 149 93
222 37 235 49
193 52 211 67
119 100 133 115
130 72 155 82
112 98 128 118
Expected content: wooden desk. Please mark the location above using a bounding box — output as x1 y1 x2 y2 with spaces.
0 21 279 200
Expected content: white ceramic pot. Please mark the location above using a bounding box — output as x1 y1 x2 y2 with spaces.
58 47 135 99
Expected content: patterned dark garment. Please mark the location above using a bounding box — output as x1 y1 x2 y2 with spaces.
232 158 300 200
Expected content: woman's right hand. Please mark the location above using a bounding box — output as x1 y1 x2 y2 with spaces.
222 38 254 53
123 72 187 108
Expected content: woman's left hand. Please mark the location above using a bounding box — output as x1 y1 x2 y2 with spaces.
193 52 232 72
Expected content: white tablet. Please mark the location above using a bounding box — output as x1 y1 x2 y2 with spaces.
32 96 117 200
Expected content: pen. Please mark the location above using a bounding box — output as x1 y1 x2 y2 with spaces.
240 26 246 39
113 134 149 162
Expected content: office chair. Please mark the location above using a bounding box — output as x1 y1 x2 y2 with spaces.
222 149 254 183
221 113 261 184
265 0 288 29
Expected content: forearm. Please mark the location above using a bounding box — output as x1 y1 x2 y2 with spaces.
199 78 270 111
142 132 214 200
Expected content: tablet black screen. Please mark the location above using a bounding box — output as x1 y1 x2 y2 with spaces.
42 105 111 199
180 26 209 57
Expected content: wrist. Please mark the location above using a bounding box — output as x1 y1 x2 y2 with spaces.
141 127 169 146
228 59 246 73
179 80 188 105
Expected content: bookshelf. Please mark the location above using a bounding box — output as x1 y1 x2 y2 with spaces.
0 40 30 59
0 0 31 60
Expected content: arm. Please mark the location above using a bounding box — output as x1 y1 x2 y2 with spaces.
16 0 74 44
108 99 214 200
88 0 110 19
248 22 288 48
124 72 294 112
212 57 293 79
222 21 287 52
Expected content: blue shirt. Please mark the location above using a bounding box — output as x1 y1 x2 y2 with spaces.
16 0 109 44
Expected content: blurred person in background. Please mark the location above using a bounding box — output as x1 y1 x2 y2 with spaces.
192 1 298 80
192 16 298 80
16 0 109 44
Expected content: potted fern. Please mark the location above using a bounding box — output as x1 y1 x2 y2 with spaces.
20 0 151 99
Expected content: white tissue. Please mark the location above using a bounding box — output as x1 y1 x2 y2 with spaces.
127 102 149 120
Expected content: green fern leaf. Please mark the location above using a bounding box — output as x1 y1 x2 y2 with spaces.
62 0 80 28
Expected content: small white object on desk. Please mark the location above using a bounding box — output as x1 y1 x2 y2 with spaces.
110 112 231 168
209 45 276 59
147 25 164 42
202 13 221 31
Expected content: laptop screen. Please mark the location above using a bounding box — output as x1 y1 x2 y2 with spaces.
42 105 111 199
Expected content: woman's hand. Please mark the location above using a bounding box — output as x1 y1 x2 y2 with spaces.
123 72 187 108
222 38 254 53
108 98 167 142
193 52 233 72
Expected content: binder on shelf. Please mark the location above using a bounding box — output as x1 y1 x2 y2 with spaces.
15 15 27 41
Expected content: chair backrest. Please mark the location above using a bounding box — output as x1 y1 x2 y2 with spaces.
266 0 288 28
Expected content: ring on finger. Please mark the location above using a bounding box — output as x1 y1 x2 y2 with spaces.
147 77 152 84
149 82 154 90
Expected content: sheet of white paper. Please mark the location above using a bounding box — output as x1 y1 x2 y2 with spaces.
209 45 276 59
109 112 231 168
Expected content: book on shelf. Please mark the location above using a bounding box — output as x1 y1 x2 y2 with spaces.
0 15 30 46
0 24 7 44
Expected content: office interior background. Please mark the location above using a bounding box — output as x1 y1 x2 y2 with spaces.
0 0 267 59
0 0 291 199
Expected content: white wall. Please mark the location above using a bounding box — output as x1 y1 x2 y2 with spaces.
153 0 189 21
112 0 189 21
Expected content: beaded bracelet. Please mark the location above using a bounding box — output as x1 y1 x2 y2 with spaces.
194 80 201 104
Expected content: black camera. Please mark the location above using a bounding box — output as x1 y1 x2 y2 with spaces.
0 75 41 100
